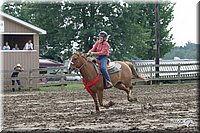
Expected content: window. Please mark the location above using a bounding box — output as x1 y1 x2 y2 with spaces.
3 35 33 50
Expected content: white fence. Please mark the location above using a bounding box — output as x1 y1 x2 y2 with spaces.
3 61 199 91
134 60 199 84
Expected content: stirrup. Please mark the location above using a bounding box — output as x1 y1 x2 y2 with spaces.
105 81 113 89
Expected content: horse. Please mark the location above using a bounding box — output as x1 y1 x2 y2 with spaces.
68 52 141 112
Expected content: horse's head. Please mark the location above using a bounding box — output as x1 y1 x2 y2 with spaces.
68 52 87 73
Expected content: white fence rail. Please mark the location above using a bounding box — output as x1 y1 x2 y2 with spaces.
135 62 199 84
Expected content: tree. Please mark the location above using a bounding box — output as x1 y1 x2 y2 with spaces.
3 2 74 61
163 42 198 59
136 2 175 59
2 1 175 61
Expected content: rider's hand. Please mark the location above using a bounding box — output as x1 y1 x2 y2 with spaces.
91 52 95 55
86 52 91 56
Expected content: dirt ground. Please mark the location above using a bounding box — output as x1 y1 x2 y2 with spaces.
2 83 199 133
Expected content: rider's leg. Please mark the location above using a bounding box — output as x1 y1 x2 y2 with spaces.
99 56 113 88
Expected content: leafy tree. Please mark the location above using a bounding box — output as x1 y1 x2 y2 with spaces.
2 1 175 61
3 2 73 62
136 2 175 59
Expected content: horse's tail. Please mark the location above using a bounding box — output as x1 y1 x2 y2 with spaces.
124 61 148 81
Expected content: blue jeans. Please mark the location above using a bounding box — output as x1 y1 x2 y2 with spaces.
96 56 111 82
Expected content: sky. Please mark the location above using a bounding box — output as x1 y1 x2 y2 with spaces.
0 0 198 46
169 0 198 46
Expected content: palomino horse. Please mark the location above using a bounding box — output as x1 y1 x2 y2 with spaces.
69 52 140 111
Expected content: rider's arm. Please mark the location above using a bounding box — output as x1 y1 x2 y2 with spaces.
88 42 98 53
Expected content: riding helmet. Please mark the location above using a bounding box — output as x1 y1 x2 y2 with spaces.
98 31 108 37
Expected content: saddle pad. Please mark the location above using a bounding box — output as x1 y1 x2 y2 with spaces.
93 62 121 74
108 62 121 74
107 62 115 70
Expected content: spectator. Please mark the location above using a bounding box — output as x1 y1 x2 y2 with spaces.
2 42 10 50
12 43 20 50
11 64 24 92
23 40 33 50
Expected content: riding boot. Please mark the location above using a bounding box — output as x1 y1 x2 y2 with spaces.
105 81 113 89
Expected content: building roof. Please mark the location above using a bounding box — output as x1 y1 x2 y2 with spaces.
39 57 64 68
0 11 47 34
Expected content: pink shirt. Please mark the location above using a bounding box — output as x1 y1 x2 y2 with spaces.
89 40 110 56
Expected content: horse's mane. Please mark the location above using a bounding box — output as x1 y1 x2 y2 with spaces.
73 51 94 62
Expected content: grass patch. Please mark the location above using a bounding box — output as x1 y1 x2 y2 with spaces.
39 83 84 91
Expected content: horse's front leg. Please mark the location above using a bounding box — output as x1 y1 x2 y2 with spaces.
97 89 114 109
91 93 100 112
97 89 104 107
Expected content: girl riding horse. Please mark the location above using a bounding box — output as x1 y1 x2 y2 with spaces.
87 31 113 89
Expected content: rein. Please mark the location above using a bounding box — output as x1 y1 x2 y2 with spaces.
78 61 86 70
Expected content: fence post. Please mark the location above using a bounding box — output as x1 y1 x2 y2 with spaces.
150 64 153 85
177 63 181 84
29 70 32 91
60 68 65 89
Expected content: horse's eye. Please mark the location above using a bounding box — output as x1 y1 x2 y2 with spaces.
74 58 78 61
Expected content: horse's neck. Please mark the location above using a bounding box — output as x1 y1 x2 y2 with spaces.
80 61 97 82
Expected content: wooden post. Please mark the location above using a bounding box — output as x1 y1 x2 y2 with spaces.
35 69 38 90
177 63 181 84
155 2 160 83
29 70 32 91
60 68 65 89
150 64 153 85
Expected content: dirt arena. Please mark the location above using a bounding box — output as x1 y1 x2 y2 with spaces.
2 83 199 132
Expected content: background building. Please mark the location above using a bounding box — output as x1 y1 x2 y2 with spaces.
0 11 46 90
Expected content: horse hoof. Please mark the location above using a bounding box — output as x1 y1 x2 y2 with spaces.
108 101 115 107
133 97 138 102
96 110 100 114
103 101 115 109
90 110 100 114
103 105 109 109
128 97 137 102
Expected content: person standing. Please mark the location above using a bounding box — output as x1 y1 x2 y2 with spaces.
23 40 33 50
11 64 24 92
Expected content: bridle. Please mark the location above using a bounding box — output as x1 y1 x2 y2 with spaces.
70 53 88 71
78 60 87 70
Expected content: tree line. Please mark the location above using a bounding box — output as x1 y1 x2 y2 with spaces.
163 42 198 60
2 1 175 62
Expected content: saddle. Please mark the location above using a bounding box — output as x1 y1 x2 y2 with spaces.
92 59 121 74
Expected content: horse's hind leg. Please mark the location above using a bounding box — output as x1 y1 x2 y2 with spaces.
115 82 137 102
129 85 137 102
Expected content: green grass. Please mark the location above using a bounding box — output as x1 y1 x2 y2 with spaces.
38 80 198 91
39 83 84 91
